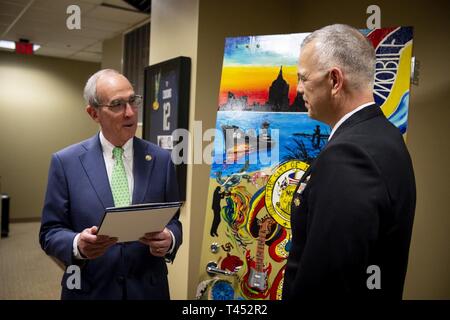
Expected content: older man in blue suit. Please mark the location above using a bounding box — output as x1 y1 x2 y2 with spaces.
39 69 182 300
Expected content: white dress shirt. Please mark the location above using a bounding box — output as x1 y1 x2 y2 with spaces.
73 132 175 259
328 102 375 141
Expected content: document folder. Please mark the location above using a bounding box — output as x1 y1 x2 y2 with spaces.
97 201 182 242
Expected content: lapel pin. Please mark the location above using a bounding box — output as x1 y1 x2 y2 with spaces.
145 155 152 161
294 197 301 207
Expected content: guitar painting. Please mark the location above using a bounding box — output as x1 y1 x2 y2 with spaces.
241 216 275 298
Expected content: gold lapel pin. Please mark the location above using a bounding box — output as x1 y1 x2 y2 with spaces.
145 155 152 161
294 197 301 207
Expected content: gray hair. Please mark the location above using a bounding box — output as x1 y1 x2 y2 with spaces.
301 24 375 90
83 69 121 106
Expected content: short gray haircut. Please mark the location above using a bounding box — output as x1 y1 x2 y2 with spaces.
301 24 375 90
83 69 121 107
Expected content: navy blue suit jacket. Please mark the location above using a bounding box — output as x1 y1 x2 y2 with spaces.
39 134 182 300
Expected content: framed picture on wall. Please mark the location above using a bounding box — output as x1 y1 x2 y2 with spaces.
143 56 191 201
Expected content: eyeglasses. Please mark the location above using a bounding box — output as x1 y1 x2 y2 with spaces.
97 94 143 113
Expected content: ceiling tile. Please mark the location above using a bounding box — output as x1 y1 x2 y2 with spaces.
84 41 102 53
69 50 101 62
0 0 31 6
32 0 96 15
77 0 102 5
86 5 148 24
0 14 16 30
43 36 99 50
103 0 136 10
34 46 76 57
82 16 129 32
0 0 150 63
0 2 26 16
16 10 67 29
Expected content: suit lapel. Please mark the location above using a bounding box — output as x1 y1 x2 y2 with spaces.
79 134 114 209
132 137 156 204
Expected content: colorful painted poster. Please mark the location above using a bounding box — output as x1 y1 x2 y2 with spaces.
196 27 413 300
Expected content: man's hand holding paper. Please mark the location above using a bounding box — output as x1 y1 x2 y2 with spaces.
139 227 173 257
77 226 118 259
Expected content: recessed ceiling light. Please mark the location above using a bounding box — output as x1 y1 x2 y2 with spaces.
0 40 15 50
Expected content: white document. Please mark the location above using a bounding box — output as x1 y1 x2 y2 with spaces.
97 202 182 242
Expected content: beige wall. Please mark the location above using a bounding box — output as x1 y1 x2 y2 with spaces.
101 34 123 72
149 0 200 300
150 0 449 299
0 51 100 220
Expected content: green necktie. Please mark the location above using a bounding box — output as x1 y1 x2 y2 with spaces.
111 147 131 207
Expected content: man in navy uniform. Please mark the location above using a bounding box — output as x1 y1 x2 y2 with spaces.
283 24 416 299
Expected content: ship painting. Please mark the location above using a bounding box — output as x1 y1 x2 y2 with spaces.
222 121 274 163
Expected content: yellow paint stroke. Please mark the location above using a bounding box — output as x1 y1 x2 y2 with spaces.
380 42 412 118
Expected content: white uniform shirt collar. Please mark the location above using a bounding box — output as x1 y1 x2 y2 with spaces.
328 102 374 141
99 131 133 159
